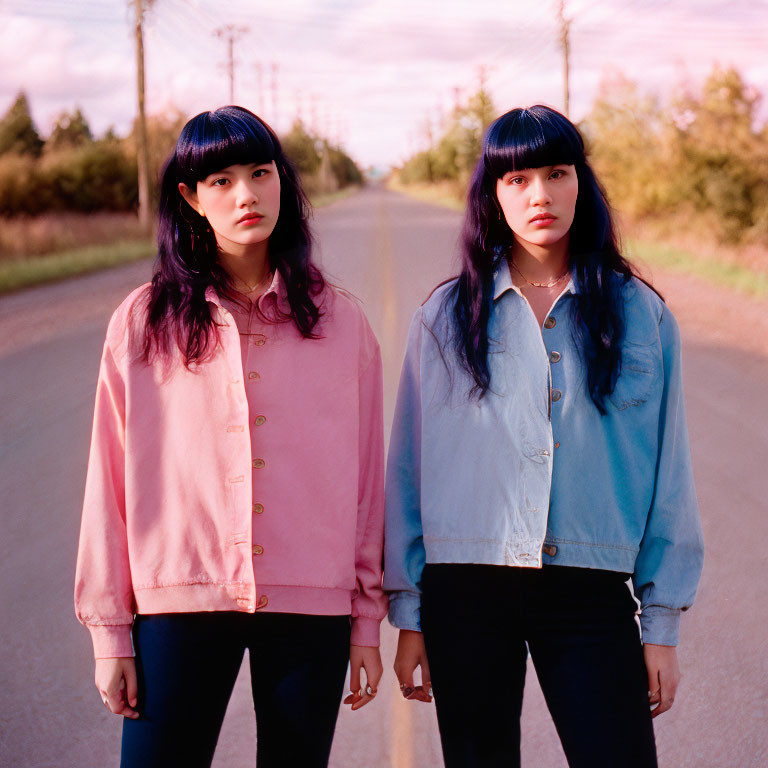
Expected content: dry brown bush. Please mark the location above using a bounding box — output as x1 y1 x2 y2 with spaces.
0 212 148 261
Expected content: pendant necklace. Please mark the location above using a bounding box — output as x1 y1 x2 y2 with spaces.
509 259 569 288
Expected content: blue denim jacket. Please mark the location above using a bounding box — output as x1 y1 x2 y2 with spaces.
383 262 704 646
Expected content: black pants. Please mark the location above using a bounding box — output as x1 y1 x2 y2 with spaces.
120 612 350 768
421 564 658 768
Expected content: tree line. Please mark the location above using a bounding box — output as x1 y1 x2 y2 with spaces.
0 94 363 217
396 65 768 247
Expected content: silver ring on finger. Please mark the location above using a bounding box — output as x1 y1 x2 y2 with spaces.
365 684 377 696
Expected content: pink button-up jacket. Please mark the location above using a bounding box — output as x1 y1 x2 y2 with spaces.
75 276 386 658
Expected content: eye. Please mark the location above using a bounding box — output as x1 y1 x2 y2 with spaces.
549 169 565 180
506 175 525 186
211 177 229 187
253 168 268 178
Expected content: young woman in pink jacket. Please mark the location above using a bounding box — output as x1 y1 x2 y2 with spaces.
74 105 387 768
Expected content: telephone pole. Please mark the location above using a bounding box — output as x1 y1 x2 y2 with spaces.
558 0 571 117
214 25 248 103
134 0 151 234
272 61 280 129
255 62 264 115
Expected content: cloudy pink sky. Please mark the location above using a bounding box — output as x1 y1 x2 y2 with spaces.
1 0 766 167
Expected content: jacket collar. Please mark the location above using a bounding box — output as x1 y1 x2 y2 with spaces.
205 270 286 312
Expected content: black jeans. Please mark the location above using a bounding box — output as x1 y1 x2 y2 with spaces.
421 564 658 768
120 611 350 768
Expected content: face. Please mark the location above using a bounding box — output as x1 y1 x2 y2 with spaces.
495 164 578 250
179 161 281 254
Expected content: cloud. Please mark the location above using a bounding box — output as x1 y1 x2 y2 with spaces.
1 0 766 164
0 14 132 134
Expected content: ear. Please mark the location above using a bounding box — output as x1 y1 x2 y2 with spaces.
178 183 205 218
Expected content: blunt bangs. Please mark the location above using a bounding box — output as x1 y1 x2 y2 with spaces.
483 105 585 179
175 106 279 185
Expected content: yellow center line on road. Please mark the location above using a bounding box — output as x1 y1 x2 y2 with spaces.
374 189 401 387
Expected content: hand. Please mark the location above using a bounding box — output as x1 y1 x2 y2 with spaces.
393 629 433 703
94 657 139 719
644 643 680 718
343 645 383 710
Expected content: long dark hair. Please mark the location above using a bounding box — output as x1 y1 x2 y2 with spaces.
142 105 325 366
446 104 642 413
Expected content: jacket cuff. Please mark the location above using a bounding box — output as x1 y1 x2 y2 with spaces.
350 616 381 647
387 593 422 631
88 624 134 658
639 606 681 646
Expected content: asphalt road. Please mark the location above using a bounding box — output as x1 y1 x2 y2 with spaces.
1 186 766 767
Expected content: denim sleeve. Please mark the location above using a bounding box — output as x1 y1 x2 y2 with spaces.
383 308 426 631
633 306 704 646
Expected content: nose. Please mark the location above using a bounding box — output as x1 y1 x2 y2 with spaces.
235 179 258 207
530 177 552 206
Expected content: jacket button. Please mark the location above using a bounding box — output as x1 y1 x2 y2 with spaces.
254 415 266 426
253 503 264 514
257 595 269 609
551 389 562 402
252 544 264 555
544 316 556 329
554 442 560 449
542 544 558 557
252 458 265 469
248 371 260 380
550 351 561 363
252 334 267 346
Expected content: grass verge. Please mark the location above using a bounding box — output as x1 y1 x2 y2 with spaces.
627 239 768 300
386 178 465 211
389 179 768 300
0 240 155 296
0 187 364 297
310 185 362 209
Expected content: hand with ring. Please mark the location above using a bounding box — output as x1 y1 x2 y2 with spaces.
394 630 433 704
344 644 383 710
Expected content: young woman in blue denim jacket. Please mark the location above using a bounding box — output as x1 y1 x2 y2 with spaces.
384 105 704 768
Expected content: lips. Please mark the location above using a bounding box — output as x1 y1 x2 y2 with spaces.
530 213 556 223
237 213 264 225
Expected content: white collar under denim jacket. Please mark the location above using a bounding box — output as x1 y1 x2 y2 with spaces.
383 261 703 646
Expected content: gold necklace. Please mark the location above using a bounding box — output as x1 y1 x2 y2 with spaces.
509 260 569 288
235 272 273 294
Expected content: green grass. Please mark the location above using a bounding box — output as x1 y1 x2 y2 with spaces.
0 240 155 296
627 239 768 299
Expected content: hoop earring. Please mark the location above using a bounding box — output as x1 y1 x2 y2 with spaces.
179 201 209 230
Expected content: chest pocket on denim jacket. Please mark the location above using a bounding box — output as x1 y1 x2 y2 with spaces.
609 344 655 410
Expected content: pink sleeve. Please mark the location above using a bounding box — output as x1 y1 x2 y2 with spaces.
349 318 388 647
74 324 135 658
